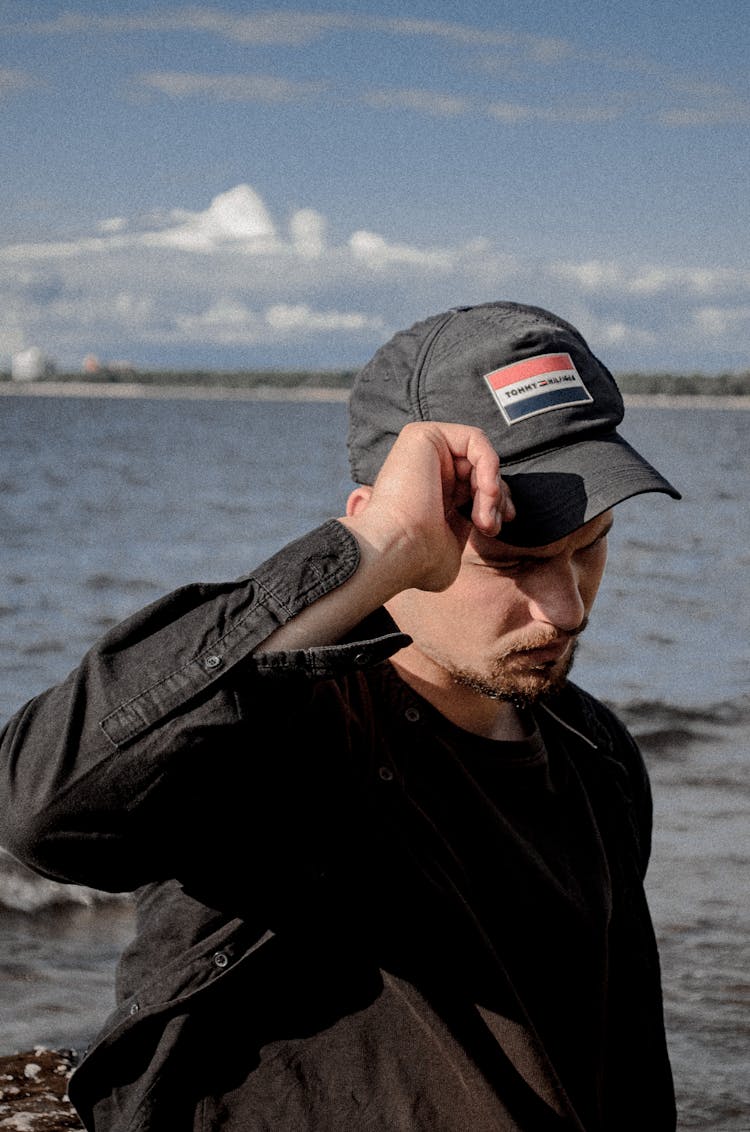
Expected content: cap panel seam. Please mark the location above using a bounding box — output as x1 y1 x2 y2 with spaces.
409 309 461 421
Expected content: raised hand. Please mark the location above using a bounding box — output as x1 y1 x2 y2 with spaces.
345 421 515 593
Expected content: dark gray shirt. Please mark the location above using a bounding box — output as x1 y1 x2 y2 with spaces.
0 521 675 1131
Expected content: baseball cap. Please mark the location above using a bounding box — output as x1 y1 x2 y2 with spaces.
347 301 680 547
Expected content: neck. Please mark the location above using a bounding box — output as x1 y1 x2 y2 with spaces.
388 655 529 742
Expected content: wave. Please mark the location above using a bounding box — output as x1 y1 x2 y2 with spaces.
0 850 128 914
601 693 750 771
605 692 750 731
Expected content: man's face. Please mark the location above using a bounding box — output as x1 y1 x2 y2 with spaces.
386 511 613 707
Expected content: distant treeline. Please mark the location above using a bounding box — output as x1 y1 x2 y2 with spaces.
0 368 358 389
99 368 360 389
2 368 750 395
616 371 750 395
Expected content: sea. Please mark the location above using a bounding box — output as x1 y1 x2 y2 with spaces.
0 390 748 1130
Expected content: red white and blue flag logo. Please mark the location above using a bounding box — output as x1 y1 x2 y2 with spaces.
484 352 593 425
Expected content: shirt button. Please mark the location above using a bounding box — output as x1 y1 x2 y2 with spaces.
204 654 223 671
378 766 394 782
354 652 370 667
129 1001 140 1015
212 951 229 969
405 707 420 722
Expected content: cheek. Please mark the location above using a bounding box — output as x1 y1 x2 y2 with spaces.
454 575 527 633
395 570 529 643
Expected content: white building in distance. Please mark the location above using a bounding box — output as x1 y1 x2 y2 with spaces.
11 348 56 382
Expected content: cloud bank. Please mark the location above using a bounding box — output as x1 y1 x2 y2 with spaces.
2 183 749 371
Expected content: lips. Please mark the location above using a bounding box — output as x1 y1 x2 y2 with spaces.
514 638 572 664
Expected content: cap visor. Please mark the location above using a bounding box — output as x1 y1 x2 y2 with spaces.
494 432 680 547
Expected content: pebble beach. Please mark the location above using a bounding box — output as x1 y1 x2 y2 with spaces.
0 1048 81 1131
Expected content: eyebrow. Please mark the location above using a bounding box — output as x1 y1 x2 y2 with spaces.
484 516 615 564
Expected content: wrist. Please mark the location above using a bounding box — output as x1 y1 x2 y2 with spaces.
339 512 452 596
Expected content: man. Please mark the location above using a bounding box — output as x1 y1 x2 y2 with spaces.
1 302 680 1130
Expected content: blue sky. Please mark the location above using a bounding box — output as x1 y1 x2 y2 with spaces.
2 0 749 373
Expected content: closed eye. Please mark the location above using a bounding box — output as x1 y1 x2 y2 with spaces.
476 518 613 572
479 556 536 575
578 521 613 553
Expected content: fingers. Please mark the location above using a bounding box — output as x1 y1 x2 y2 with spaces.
470 472 515 536
460 427 515 536
379 421 515 540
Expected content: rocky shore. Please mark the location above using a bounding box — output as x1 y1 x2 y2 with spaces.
0 1048 83 1130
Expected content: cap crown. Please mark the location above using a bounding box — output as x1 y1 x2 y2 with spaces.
348 301 623 484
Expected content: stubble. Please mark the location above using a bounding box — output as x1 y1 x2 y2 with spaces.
449 637 581 709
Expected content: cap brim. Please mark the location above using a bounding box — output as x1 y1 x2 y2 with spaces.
491 431 681 547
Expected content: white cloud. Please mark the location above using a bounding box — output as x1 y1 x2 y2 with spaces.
289 210 326 259
173 300 383 345
550 261 625 290
0 186 320 272
691 305 750 338
362 88 470 117
143 185 278 251
551 259 750 298
131 71 624 128
371 17 516 48
0 234 128 262
176 10 355 46
174 301 264 344
8 10 355 46
4 9 740 134
5 10 566 59
112 292 154 320
627 267 740 296
487 101 621 125
135 71 326 103
580 316 657 350
3 183 750 370
98 217 128 234
484 101 535 123
124 55 750 134
366 16 574 65
348 231 454 271
266 304 383 333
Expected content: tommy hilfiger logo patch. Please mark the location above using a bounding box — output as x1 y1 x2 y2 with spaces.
484 352 593 424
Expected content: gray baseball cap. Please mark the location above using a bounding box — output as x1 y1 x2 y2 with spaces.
347 301 680 547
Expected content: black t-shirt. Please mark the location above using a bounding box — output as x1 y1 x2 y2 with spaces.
195 667 619 1130
365 671 612 1129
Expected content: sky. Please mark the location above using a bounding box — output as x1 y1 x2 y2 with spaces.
2 0 749 375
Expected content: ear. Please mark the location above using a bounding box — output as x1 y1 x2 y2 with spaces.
346 485 373 518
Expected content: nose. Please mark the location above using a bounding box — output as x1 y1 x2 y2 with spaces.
524 561 586 633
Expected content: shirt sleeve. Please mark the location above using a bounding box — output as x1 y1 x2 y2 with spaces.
0 520 405 892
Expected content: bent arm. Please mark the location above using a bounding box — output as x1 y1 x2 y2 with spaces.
0 521 377 890
0 422 512 891
261 421 513 652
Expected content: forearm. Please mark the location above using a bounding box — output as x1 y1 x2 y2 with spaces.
0 520 369 887
258 515 417 652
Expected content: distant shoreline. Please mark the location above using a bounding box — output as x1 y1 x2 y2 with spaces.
1 381 749 409
0 380 351 402
622 393 750 409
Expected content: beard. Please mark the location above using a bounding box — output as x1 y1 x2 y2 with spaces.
449 633 582 709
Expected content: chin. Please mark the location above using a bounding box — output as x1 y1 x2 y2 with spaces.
452 646 577 706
